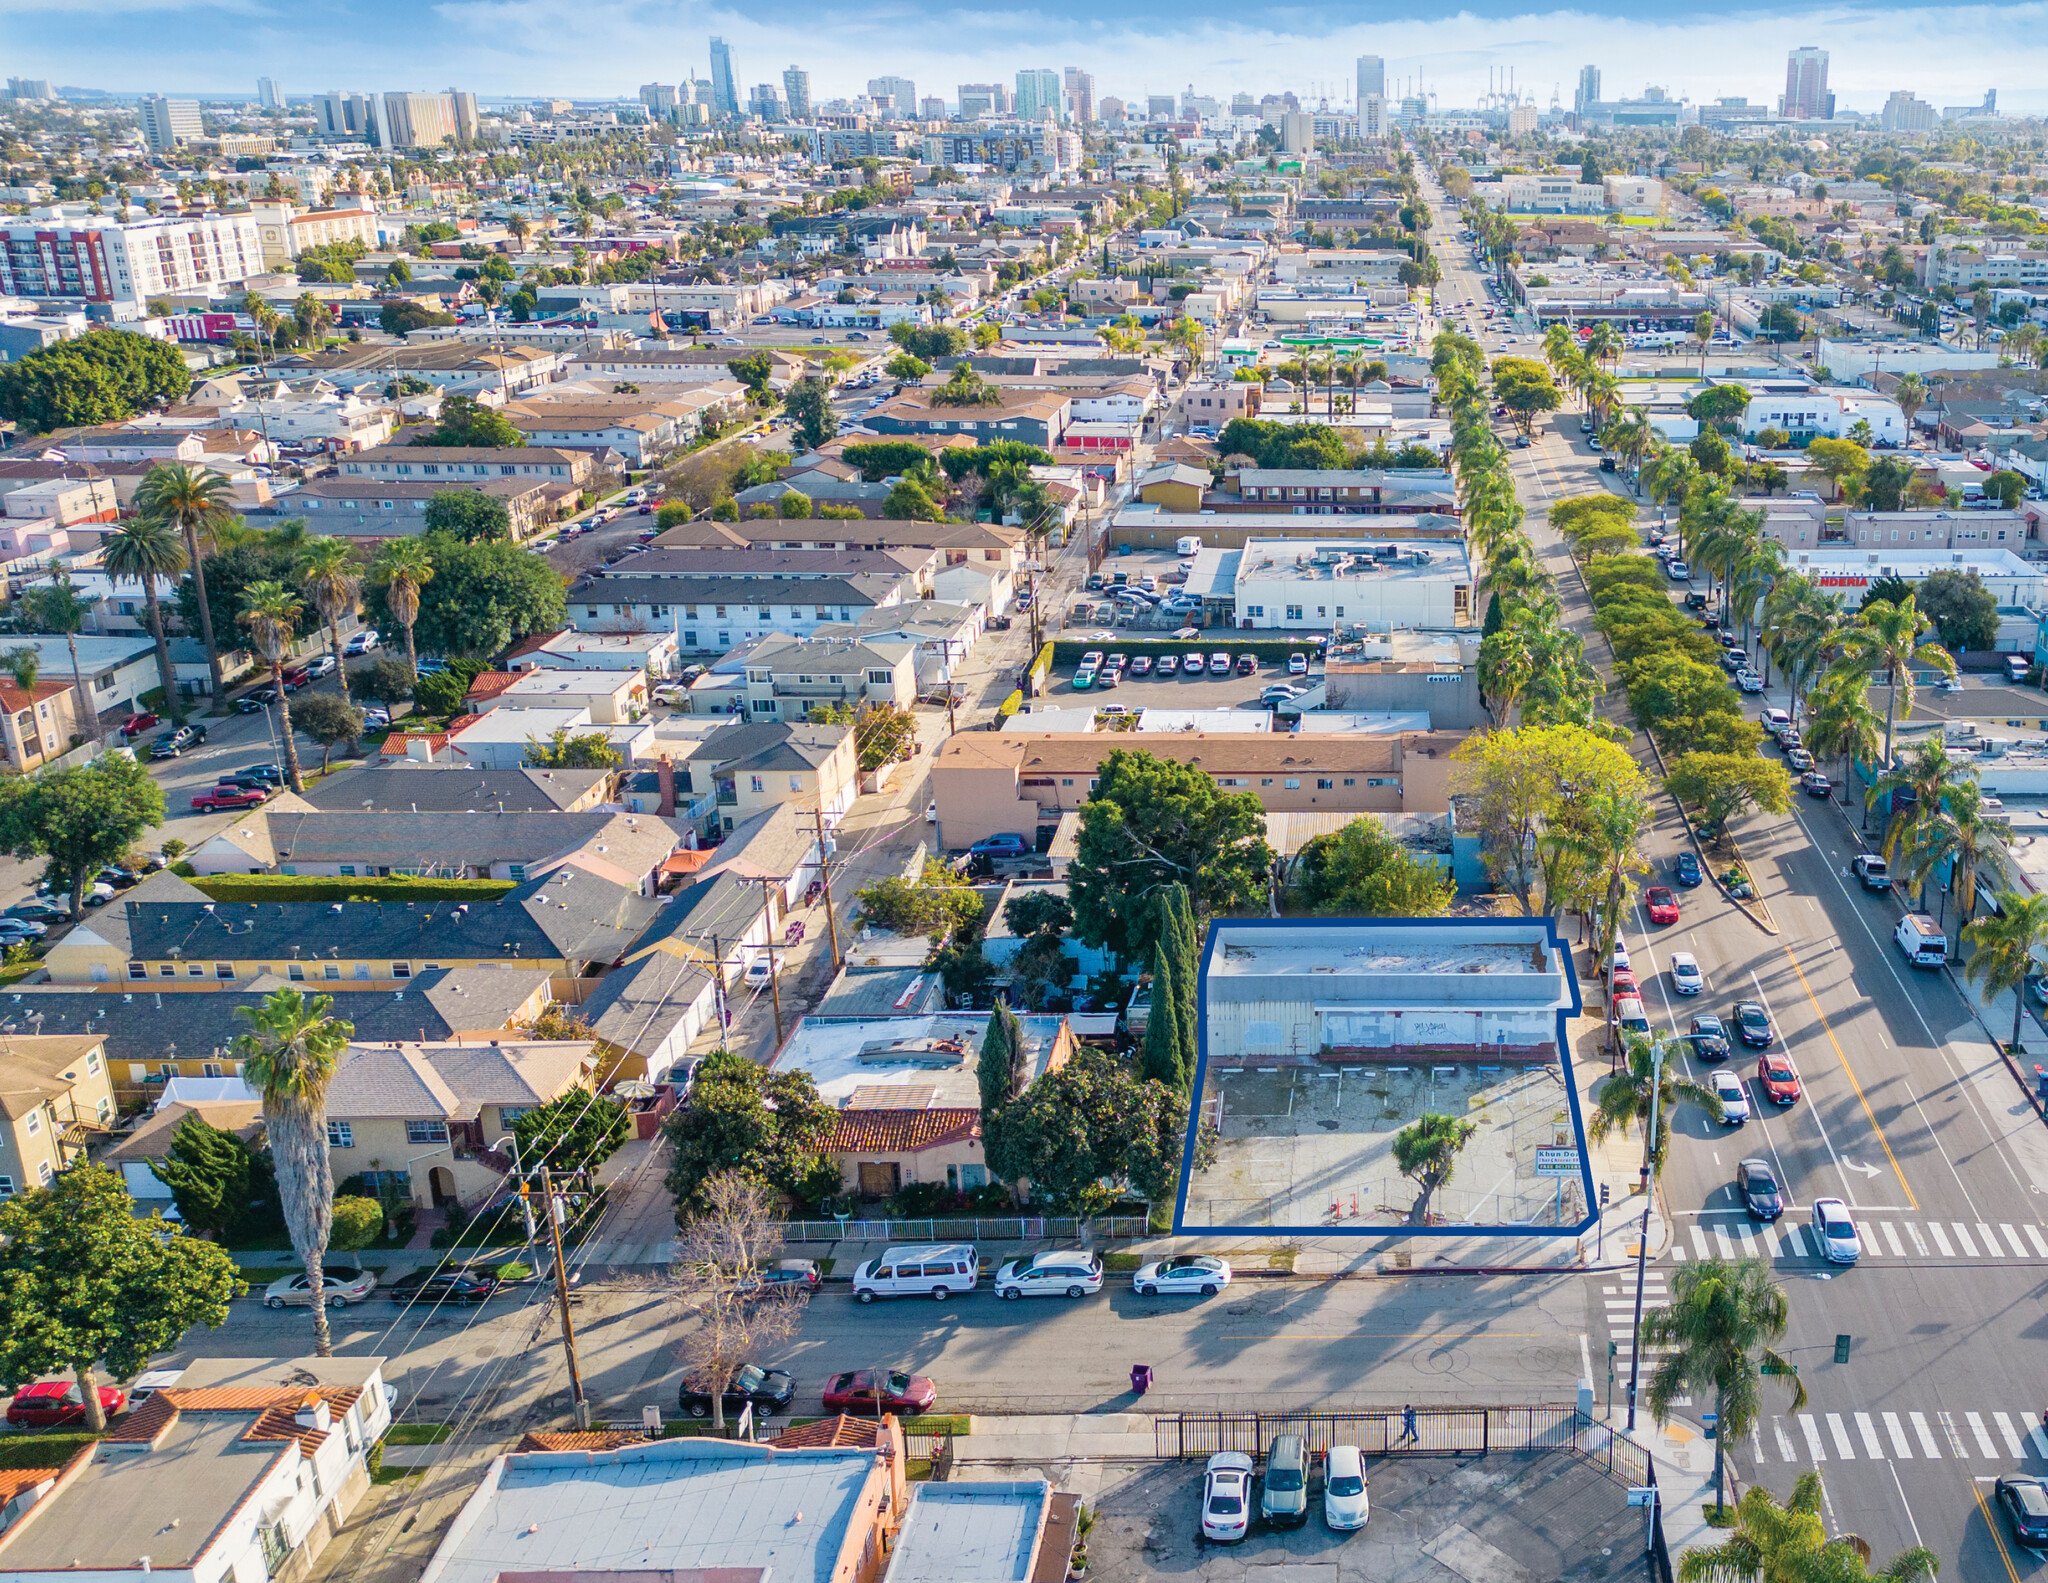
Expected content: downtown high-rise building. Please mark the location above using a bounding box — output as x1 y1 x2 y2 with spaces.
7 78 53 102
1356 55 1385 103
1015 68 1062 121
1575 64 1601 113
1063 67 1095 124
868 75 916 116
782 66 811 120
918 96 946 120
708 37 740 118
1783 46 1831 119
257 76 282 108
958 82 1009 117
138 96 201 151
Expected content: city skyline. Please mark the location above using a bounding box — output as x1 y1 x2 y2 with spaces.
7 0 2046 116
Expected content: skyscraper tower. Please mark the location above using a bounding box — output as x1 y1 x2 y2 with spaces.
1015 68 1062 121
1063 67 1095 124
1783 47 1829 119
1356 55 1385 103
1574 64 1600 113
708 37 740 118
782 66 811 120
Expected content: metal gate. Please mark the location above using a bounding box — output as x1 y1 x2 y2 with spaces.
1152 1406 1580 1459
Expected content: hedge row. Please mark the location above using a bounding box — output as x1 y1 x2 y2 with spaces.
189 876 520 905
1581 550 1760 756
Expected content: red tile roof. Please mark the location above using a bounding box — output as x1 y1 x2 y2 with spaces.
516 1430 647 1452
826 1107 980 1154
766 1414 894 1450
104 1385 362 1454
464 671 522 704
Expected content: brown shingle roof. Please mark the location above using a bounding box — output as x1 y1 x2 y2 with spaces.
827 1107 980 1153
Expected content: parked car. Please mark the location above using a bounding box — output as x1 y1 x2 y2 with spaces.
1852 853 1891 890
1674 852 1703 888
262 1266 378 1308
851 1243 979 1303
994 1249 1103 1299
386 1265 500 1305
1811 1197 1861 1264
1235 654 1258 675
1130 655 1154 677
1733 1000 1774 1047
1667 560 1691 580
4 900 63 924
1260 1434 1310 1528
969 833 1028 857
1757 1052 1801 1105
0 918 47 943
1738 673 1765 694
1156 654 1180 676
237 689 279 712
304 654 337 678
1800 771 1833 798
1208 652 1232 675
1132 1253 1231 1297
344 629 381 655
1645 887 1680 925
1323 1443 1370 1531
821 1368 937 1415
118 711 160 738
5 1380 128 1428
1201 1452 1255 1543
1288 652 1309 675
1709 1068 1751 1124
737 1259 822 1299
678 1363 796 1419
1736 1158 1784 1221
150 724 208 758
193 785 269 812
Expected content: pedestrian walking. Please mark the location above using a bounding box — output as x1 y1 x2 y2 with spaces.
1400 1405 1417 1445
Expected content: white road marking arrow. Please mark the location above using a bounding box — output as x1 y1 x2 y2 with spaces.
1841 1159 1882 1179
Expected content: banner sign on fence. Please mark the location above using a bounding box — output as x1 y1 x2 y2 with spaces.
1534 1145 1578 1177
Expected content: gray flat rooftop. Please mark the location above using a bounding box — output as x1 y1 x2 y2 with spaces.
421 1443 875 1583
884 1483 1047 1583
0 1415 284 1571
1210 935 1545 979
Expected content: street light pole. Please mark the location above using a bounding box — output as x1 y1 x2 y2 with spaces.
1624 1037 1664 1433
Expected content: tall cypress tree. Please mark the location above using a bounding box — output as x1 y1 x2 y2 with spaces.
1169 884 1202 1082
1142 937 1186 1090
979 1002 1020 1118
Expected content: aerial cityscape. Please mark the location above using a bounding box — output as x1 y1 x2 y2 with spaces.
0 32 2045 1583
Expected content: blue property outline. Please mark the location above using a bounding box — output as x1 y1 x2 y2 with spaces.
1172 915 1597 1238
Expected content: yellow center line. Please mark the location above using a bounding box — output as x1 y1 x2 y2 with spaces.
1973 1481 2023 1583
1780 943 1917 1210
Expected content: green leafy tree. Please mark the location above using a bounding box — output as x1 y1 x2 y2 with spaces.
927 362 1005 409
1686 384 1750 432
364 531 564 659
0 753 166 918
298 535 361 707
883 477 943 520
380 299 456 337
884 352 930 381
726 351 774 393
1804 437 1870 499
1987 469 2027 511
1142 935 1187 1090
412 671 467 716
1839 592 1957 775
1392 1113 1478 1225
856 858 984 940
0 1167 241 1431
776 490 814 519
353 654 417 707
1490 356 1561 437
887 323 968 361
1644 1258 1809 1520
1665 751 1793 832
14 569 98 747
1913 567 1999 652
984 1048 1180 1213
0 328 191 432
1963 891 2048 1051
368 536 435 677
1859 455 1914 512
841 441 938 482
422 393 525 448
1293 818 1454 915
783 377 835 451
423 491 513 542
511 1089 631 1175
1003 890 1073 938
525 727 623 769
234 989 353 1355
663 1051 839 1212
1068 749 1274 963
150 1111 257 1240
327 1195 385 1253
295 692 365 771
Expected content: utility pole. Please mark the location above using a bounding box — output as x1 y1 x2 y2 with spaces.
541 1169 589 1429
812 803 841 969
707 932 729 1037
755 878 784 1045
1624 1038 1664 1433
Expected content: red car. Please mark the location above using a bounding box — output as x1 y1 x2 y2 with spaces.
118 711 160 738
1645 887 1680 925
1757 1054 1801 1106
280 668 311 692
1608 967 1639 998
192 785 269 812
821 1368 937 1416
6 1380 127 1428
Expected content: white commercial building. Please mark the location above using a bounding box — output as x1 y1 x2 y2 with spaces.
1771 548 2046 611
1741 389 1908 447
1816 340 2003 381
1228 537 1473 632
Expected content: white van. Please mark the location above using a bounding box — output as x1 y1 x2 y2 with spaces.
852 1244 981 1303
2007 654 2031 684
1176 535 1203 557
1895 914 1947 967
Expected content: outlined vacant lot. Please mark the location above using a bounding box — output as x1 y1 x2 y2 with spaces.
1175 919 1595 1238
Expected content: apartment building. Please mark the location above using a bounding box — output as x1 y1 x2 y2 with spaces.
0 1036 115 1198
0 211 266 309
1923 243 2048 293
339 445 594 486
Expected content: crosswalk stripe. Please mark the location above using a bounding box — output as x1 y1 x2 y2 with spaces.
1940 1412 1969 1458
1856 1413 1884 1459
1884 1412 1912 1458
2003 1224 2030 1259
2031 1424 2048 1460
2028 1226 2048 1258
1715 1226 1735 1259
1880 1222 1905 1257
1906 1222 1930 1257
1912 1412 1942 1458
1736 1225 1758 1257
1785 1225 1808 1257
1691 1225 1709 1258
1827 1414 1857 1459
1930 1223 1955 1257
1670 1245 1687 1261
1799 1414 1827 1462
1977 1223 2003 1257
1969 1412 1998 1458
1996 1413 2027 1460
1954 1223 1981 1257
1774 1417 1797 1463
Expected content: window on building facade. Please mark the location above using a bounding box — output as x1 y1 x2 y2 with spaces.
327 1121 353 1148
406 1120 449 1144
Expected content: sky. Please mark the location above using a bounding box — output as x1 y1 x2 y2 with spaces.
10 0 2048 117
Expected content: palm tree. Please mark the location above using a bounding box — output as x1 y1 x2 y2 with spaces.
1964 891 2048 1051
1937 781 2008 925
369 538 435 679
1590 1033 1722 1168
1643 1257 1807 1518
14 565 99 749
297 537 361 706
1678 1472 1938 1583
1391 1113 1478 1225
234 988 354 1358
1573 789 1652 971
1867 736 1976 867
1762 581 1850 728
134 462 235 705
101 516 190 727
239 580 309 793
1839 594 1957 780
1604 408 1655 496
